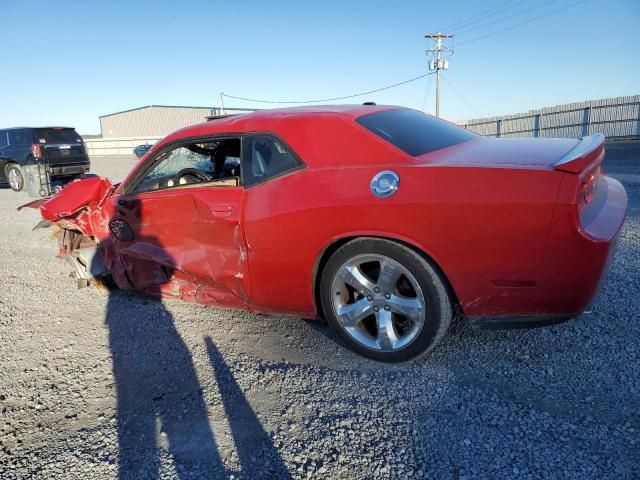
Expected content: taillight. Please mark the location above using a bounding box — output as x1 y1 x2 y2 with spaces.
580 166 600 208
31 144 42 159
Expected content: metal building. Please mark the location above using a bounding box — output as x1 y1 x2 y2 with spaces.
85 105 256 156
99 105 255 138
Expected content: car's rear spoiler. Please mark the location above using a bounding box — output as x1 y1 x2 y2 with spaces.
553 133 605 174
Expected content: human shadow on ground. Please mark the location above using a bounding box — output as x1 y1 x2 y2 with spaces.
98 196 289 478
205 337 291 478
106 290 225 478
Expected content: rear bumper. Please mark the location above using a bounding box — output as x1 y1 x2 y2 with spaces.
460 174 627 319
579 176 627 241
49 163 90 177
570 175 626 311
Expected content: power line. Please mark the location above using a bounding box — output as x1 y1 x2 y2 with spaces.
421 73 434 113
440 74 483 118
223 0 589 111
438 0 526 32
222 72 434 104
457 0 590 47
456 0 558 35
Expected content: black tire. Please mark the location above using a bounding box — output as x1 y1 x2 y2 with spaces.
319 237 452 362
5 164 25 192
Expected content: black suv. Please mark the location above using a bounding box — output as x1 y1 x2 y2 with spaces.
0 127 90 192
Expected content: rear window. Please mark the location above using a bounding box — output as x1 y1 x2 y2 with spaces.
356 108 476 156
35 128 82 144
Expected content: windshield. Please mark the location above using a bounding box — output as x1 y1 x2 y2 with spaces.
35 128 82 145
356 108 476 156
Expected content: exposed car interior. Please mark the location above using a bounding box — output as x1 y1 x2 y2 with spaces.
133 135 301 193
134 138 241 193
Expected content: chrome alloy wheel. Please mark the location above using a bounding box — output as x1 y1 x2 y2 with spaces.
330 254 426 352
8 168 23 191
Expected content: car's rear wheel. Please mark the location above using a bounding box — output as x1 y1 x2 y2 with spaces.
320 238 452 362
6 164 25 192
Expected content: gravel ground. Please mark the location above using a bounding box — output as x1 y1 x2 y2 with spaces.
1 145 639 479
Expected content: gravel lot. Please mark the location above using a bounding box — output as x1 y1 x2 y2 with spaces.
1 143 639 479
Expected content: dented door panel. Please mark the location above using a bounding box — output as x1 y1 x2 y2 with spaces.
104 186 249 307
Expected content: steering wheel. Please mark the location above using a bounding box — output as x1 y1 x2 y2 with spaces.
174 168 211 186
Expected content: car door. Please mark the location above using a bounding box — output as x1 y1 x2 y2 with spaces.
106 137 250 307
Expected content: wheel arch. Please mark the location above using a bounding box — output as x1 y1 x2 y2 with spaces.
0 158 8 179
312 233 460 319
3 159 19 174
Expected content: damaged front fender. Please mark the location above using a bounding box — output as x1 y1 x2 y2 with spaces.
37 176 114 236
20 176 116 288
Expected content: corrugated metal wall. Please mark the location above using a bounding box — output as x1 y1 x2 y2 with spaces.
100 106 215 138
458 95 640 139
84 136 162 157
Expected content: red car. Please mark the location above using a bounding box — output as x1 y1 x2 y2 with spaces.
27 105 627 362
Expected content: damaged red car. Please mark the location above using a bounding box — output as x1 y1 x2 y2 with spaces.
27 105 627 362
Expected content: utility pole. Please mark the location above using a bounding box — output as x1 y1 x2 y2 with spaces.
425 33 453 118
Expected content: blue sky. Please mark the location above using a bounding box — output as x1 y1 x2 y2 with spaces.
1 0 638 134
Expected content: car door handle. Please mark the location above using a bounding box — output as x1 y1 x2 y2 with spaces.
210 205 233 217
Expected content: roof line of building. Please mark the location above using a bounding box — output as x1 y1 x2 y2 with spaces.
1 126 74 130
99 105 253 118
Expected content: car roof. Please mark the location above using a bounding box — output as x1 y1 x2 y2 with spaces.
165 104 399 140
239 104 395 117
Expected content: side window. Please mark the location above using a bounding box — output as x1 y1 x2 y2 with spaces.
133 138 241 193
242 135 301 186
0 131 8 148
7 129 31 146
